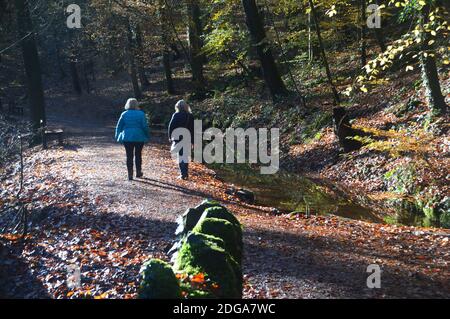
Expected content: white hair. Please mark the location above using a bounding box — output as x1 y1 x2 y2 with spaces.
175 100 192 113
125 98 140 110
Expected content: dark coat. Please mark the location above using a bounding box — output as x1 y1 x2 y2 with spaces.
168 111 195 143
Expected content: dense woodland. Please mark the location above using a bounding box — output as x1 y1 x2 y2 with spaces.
0 0 449 299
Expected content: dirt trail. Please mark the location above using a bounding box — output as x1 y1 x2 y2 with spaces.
2 71 448 299
44 112 449 299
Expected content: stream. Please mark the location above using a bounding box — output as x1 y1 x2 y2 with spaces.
213 165 384 223
213 165 447 228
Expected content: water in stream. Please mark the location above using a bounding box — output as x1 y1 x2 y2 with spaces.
213 165 450 229
213 165 384 224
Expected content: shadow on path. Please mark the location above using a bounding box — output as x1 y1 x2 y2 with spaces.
244 227 450 298
0 244 51 299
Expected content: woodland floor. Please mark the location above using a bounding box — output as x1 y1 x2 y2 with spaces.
0 70 449 299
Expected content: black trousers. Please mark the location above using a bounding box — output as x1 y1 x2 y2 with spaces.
124 142 144 173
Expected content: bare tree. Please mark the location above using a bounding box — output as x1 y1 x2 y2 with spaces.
419 5 447 116
135 24 150 89
126 20 142 99
159 0 175 94
242 0 287 99
187 0 206 95
308 0 340 105
14 0 46 130
360 0 367 68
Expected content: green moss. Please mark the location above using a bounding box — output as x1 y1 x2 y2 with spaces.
301 111 332 141
383 215 399 226
179 280 216 299
201 206 242 237
138 259 181 299
440 211 450 228
187 289 215 299
193 217 242 264
195 199 225 215
175 200 226 237
174 232 242 298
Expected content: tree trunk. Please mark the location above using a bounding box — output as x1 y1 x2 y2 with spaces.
308 11 313 62
171 44 181 60
308 0 340 105
242 0 287 99
419 7 447 116
373 28 386 53
56 48 66 80
309 0 361 152
138 67 149 90
69 58 82 95
82 62 91 94
14 0 46 130
360 0 367 68
333 107 364 153
163 52 175 94
187 0 206 96
86 59 96 82
126 21 142 99
54 31 66 80
160 0 175 95
135 24 150 89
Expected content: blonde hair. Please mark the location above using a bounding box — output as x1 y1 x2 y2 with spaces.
125 98 140 110
175 100 192 113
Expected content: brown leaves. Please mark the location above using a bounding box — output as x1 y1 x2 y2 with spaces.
2 112 449 300
0 233 31 241
0 157 162 299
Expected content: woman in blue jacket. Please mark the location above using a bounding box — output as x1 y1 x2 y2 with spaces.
115 98 150 181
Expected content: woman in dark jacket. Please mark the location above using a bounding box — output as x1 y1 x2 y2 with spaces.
115 98 150 181
168 100 194 180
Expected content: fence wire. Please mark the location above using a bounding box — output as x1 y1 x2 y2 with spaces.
0 116 35 239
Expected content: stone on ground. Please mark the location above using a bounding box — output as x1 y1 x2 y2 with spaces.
138 259 181 299
193 217 242 264
174 232 242 298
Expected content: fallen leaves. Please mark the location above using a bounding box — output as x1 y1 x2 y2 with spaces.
191 273 205 284
1 120 449 300
0 154 168 299
0 233 31 241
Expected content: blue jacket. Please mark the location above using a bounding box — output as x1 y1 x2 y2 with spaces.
115 110 150 143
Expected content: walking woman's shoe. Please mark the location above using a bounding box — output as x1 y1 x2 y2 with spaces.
128 170 134 181
136 171 144 178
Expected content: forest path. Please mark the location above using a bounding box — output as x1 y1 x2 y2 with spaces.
43 108 352 299
31 70 448 299
3 69 446 299
41 110 449 299
38 71 361 298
